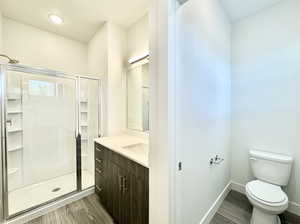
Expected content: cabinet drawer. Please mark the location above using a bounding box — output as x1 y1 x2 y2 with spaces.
95 157 104 167
95 170 105 186
95 183 106 205
95 173 106 206
95 143 106 159
95 183 104 194
95 163 105 176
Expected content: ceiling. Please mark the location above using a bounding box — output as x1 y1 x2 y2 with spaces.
219 0 283 22
0 0 149 43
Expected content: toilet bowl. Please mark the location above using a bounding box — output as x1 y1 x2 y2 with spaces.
246 180 288 224
247 150 293 224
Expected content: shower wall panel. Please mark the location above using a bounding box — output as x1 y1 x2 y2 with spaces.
22 75 76 187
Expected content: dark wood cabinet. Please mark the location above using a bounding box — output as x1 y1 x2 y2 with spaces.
95 142 149 224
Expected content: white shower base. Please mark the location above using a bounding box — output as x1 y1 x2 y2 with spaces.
8 170 94 215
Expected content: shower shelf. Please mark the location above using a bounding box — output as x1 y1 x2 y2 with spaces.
7 111 23 114
80 100 88 103
7 97 21 101
81 154 88 157
8 146 23 152
81 123 88 127
81 111 88 113
7 128 23 133
8 168 19 175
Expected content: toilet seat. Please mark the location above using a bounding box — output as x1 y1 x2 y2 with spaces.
246 180 289 213
247 180 286 204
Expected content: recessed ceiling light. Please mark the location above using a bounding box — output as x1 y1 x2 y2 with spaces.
48 14 63 25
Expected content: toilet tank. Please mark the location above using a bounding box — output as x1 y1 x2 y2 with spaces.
249 150 293 186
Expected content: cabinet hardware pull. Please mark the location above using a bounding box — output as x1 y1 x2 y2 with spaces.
123 177 127 187
122 177 127 194
96 168 102 174
96 158 102 164
96 185 102 192
119 176 123 192
96 147 102 152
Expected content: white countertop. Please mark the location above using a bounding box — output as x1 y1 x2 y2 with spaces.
94 135 149 168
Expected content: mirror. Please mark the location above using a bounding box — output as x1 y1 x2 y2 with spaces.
127 60 149 132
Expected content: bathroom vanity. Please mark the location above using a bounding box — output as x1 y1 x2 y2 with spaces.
94 135 149 224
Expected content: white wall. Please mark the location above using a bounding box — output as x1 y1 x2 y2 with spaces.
148 0 176 222
107 23 127 136
0 11 3 220
88 22 126 136
0 12 2 53
88 24 109 137
127 14 149 60
88 24 108 76
231 0 300 208
176 0 231 223
3 18 88 75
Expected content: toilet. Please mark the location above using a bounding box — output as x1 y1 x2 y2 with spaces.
246 150 293 224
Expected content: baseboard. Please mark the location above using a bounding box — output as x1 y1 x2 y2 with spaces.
199 182 231 224
230 181 300 216
230 181 246 194
288 201 300 215
7 188 94 224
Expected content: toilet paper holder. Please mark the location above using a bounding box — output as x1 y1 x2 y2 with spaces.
210 155 224 165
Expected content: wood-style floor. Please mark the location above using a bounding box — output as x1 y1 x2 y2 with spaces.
26 191 300 224
26 194 114 224
210 190 300 224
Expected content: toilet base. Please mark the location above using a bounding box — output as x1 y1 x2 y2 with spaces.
251 207 281 224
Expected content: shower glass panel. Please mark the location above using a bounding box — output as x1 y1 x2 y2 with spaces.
5 70 78 216
79 77 100 189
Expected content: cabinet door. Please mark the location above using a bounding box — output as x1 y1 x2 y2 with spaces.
111 162 122 223
119 168 131 224
105 158 113 215
130 172 149 224
111 162 131 224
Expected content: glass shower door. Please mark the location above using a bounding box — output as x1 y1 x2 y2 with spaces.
4 69 78 217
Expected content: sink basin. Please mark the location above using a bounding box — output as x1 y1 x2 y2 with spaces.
123 143 148 154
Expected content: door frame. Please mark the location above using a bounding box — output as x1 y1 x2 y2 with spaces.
148 0 177 223
0 64 102 220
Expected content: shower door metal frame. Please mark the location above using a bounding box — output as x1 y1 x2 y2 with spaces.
0 64 102 221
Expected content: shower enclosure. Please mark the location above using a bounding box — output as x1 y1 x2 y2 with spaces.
0 64 101 220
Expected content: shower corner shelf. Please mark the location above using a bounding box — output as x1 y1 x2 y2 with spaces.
7 128 23 133
7 111 23 114
8 146 23 152
7 97 21 101
8 168 19 175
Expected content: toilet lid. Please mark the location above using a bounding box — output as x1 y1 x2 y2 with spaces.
247 180 287 204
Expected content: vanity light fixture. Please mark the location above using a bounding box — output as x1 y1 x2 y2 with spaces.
48 14 64 25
